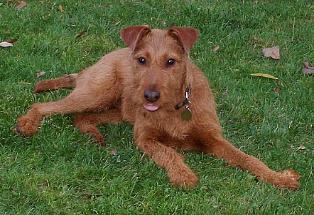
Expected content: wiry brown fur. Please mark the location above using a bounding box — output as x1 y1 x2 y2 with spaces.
16 26 300 189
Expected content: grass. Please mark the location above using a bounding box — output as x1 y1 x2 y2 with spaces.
0 0 313 214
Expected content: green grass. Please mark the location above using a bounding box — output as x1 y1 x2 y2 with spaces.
0 0 313 214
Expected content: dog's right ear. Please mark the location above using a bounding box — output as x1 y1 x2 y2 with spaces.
120 25 151 50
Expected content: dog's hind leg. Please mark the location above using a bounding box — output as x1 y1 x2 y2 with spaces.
17 84 121 137
34 73 78 93
195 128 300 189
73 109 123 146
17 63 122 137
16 92 98 136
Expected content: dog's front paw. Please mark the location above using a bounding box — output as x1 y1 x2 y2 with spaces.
275 169 300 190
169 167 198 188
16 112 41 136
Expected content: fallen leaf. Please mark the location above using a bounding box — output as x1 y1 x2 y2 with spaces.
5 38 18 44
0 41 13 48
36 71 46 78
212 45 220 52
273 87 281 94
110 149 117 156
262 46 280 60
160 20 167 26
81 191 102 199
250 37 263 48
223 89 228 96
75 30 87 39
114 20 121 26
303 62 314 75
250 73 279 80
58 5 64 12
297 145 306 150
251 36 263 45
16 1 27 10
11 127 17 133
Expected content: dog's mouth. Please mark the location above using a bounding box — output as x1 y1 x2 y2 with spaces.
143 103 159 112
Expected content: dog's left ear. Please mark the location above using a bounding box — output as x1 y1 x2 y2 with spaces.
120 25 151 50
168 27 199 52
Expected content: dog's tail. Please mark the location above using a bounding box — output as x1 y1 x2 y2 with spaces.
34 73 78 93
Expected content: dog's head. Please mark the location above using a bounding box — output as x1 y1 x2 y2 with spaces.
120 25 199 112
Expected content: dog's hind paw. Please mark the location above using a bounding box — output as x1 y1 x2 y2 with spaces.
275 169 300 190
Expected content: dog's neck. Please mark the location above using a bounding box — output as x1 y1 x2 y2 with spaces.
174 62 193 121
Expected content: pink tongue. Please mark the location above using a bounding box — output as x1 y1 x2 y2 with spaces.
144 103 159 112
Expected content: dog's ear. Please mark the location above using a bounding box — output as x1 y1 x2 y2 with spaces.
168 27 199 52
120 25 151 50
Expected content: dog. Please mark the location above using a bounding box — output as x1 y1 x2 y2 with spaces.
16 25 300 189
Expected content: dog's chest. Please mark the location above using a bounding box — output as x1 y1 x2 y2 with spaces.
120 90 191 140
154 112 191 140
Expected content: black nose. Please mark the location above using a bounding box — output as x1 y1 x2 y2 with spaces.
144 90 160 102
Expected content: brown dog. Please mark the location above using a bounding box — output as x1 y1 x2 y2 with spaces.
16 26 300 189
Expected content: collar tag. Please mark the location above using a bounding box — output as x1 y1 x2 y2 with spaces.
181 106 192 121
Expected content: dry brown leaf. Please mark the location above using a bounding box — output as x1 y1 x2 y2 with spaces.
36 71 46 78
75 30 87 39
160 20 167 26
58 5 64 12
273 87 281 94
250 73 279 80
262 46 280 60
16 1 27 10
252 36 263 44
251 37 264 49
110 149 117 156
5 38 18 44
11 126 17 133
297 145 306 150
222 89 228 96
303 62 314 75
0 41 13 48
212 45 220 52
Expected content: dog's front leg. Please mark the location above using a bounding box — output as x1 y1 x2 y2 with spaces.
134 123 198 188
195 127 300 189
16 89 105 136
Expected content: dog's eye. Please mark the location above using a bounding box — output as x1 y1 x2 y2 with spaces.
166 58 176 66
137 57 146 65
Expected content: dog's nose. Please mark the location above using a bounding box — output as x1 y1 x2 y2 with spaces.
144 90 160 102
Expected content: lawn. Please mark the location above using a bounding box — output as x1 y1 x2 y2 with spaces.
0 0 313 214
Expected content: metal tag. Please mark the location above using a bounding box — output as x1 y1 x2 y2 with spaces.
181 108 192 121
